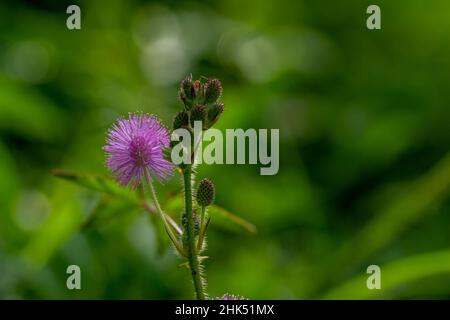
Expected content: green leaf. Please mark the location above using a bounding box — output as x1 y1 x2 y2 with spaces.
164 194 257 234
208 205 257 234
51 169 139 205
52 170 254 235
52 169 183 241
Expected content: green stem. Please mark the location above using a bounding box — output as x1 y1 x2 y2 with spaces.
200 206 206 227
197 206 206 251
183 165 207 300
145 171 186 257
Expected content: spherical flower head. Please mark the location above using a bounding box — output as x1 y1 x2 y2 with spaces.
103 113 174 188
196 178 215 207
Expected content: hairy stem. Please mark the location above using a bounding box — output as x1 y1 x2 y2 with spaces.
145 171 186 257
197 206 206 251
183 165 207 300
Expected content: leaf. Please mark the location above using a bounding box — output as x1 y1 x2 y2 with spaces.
51 169 139 205
208 205 257 234
52 170 255 235
322 250 450 299
52 169 183 238
164 194 257 234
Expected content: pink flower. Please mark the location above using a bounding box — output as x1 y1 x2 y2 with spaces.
103 113 174 188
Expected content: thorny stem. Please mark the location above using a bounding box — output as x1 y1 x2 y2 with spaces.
183 165 207 300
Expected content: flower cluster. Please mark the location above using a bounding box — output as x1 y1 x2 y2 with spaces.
175 74 224 131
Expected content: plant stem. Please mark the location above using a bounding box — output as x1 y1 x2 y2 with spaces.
145 171 186 257
200 206 206 227
183 165 207 300
142 201 183 235
197 206 206 251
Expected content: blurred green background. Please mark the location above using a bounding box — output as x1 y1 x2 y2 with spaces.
0 0 449 299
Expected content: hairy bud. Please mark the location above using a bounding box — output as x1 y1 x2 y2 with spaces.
190 104 206 128
205 102 224 128
196 178 215 207
181 74 193 97
179 74 194 109
173 111 189 130
204 79 222 104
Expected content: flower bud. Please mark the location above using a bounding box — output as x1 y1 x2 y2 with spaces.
193 79 203 100
178 89 187 105
190 104 206 128
204 79 222 104
180 74 195 109
196 178 215 207
205 102 224 128
181 74 193 97
172 111 189 130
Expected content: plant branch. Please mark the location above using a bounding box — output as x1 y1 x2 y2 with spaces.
183 165 207 300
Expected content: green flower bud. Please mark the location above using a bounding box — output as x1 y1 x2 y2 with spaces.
205 102 224 128
179 74 195 109
190 104 206 128
172 111 189 130
204 79 222 104
181 74 193 98
196 178 215 207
